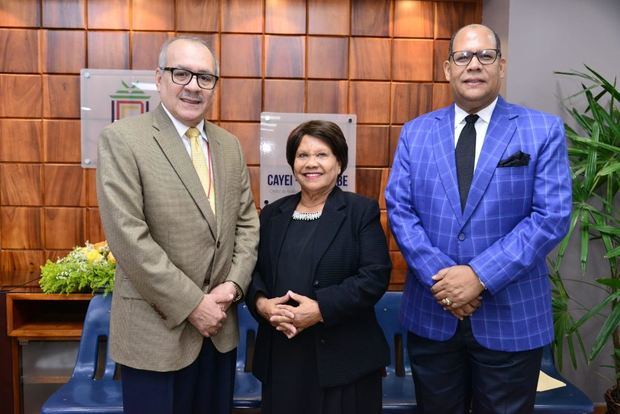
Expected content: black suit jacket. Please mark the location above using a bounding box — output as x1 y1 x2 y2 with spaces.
247 187 391 387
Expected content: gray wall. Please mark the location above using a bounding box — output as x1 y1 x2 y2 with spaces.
483 0 620 404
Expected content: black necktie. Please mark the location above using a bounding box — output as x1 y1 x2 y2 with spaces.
455 114 479 211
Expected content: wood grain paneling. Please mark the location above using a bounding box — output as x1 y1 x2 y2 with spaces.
391 82 433 124
220 78 262 121
43 120 81 163
222 0 263 33
131 31 172 70
308 37 348 79
0 120 42 162
356 168 384 203
350 37 390 80
220 34 262 77
42 30 85 73
0 29 39 72
389 251 407 285
392 39 434 81
42 75 80 118
87 0 129 29
176 0 219 32
308 0 350 35
87 31 129 69
1 207 42 249
394 0 434 38
351 0 391 37
44 165 86 206
219 122 260 165
265 36 305 78
266 0 306 34
42 0 85 29
44 208 85 249
86 208 105 243
264 79 304 113
0 251 44 277
0 0 40 27
435 1 479 39
132 0 174 31
0 75 42 117
432 82 452 110
389 125 402 166
85 169 98 207
349 81 390 124
0 164 42 206
307 80 348 114
356 126 389 167
434 39 450 81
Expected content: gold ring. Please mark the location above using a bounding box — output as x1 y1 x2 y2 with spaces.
442 298 452 306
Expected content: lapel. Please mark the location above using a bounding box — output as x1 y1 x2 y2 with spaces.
151 105 216 237
432 105 464 227
204 121 225 237
461 97 517 223
268 194 299 286
308 187 347 278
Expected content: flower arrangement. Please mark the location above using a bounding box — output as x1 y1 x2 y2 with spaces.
39 241 116 294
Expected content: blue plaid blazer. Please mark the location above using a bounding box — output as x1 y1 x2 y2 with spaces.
385 97 572 352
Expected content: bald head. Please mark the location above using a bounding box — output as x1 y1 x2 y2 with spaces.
449 24 501 57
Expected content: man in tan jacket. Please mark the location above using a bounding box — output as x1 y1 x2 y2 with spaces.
97 37 259 413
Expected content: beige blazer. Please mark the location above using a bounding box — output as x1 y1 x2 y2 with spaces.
96 105 259 372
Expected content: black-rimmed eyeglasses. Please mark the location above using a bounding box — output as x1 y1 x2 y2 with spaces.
160 67 219 90
449 49 501 66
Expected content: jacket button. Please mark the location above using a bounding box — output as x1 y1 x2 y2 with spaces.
216 241 221 248
458 233 465 241
313 280 320 287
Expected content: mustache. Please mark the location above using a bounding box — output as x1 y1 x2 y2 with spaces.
179 94 204 102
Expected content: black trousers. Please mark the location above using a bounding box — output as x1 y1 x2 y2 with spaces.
121 338 236 414
407 318 543 414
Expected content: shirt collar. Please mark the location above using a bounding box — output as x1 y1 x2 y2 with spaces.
161 103 206 140
454 96 499 126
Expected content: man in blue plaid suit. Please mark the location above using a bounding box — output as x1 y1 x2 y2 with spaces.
385 24 572 414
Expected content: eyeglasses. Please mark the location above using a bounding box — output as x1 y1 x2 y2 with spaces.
449 49 501 66
160 67 219 90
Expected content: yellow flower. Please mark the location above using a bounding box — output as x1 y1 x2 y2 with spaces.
107 251 116 264
86 249 103 264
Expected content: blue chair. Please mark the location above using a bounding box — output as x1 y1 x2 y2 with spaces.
41 294 123 414
234 303 262 408
374 291 593 414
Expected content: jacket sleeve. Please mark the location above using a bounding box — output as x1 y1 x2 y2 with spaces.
469 116 572 293
315 201 391 327
385 122 457 288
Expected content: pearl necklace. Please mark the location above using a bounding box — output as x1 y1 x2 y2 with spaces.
292 210 322 221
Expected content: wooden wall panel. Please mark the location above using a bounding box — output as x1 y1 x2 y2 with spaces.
266 0 306 34
87 0 130 30
42 30 86 74
176 0 220 32
308 0 350 36
42 0 85 29
0 0 483 288
0 0 40 27
0 120 42 162
307 37 348 79
0 29 39 73
0 251 44 276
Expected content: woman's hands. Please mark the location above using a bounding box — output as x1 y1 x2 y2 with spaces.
255 291 323 339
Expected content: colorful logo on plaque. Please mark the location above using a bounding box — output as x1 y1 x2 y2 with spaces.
109 81 151 122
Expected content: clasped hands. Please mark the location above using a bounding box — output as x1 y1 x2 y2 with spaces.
256 291 323 339
187 281 238 337
430 265 485 320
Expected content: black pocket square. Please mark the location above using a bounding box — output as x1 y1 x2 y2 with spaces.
498 150 530 167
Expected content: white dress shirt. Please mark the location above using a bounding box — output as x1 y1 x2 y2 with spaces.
454 97 498 168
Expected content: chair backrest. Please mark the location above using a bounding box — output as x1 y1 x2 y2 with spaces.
375 292 411 376
237 303 258 373
72 294 116 380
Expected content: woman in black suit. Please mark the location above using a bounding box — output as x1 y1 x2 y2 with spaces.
247 120 391 414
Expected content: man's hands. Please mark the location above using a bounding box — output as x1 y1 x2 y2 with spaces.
255 291 323 339
431 265 485 320
187 282 238 337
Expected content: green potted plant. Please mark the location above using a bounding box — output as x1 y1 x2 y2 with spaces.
551 65 620 411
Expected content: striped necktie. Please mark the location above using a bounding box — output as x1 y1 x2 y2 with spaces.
186 127 216 214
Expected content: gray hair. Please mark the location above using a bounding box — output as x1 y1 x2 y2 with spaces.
158 36 219 76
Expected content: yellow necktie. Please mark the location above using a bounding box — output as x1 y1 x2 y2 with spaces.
186 127 216 214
